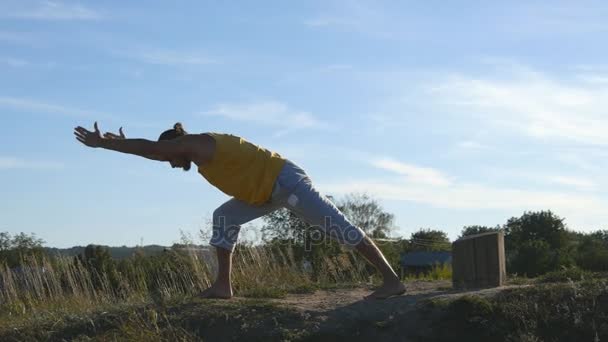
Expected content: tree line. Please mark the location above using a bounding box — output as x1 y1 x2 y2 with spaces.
1 193 607 279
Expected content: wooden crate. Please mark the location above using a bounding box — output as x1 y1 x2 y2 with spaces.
452 231 506 289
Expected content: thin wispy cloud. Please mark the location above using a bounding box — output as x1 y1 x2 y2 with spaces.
457 141 492 151
371 157 451 186
0 56 58 69
201 101 328 130
429 66 608 146
0 97 172 131
548 176 596 191
307 1 608 41
305 0 401 39
136 50 216 66
121 49 217 67
320 174 606 231
0 57 29 68
0 31 34 44
2 1 102 21
319 64 353 72
504 2 608 35
0 157 63 170
0 96 94 118
319 154 606 230
321 178 604 212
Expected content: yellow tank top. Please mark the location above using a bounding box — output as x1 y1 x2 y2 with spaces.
198 133 286 205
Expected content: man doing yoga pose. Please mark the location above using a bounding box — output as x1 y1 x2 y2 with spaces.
74 122 406 299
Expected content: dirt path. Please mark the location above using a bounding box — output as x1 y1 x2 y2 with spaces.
224 280 532 341
268 280 527 313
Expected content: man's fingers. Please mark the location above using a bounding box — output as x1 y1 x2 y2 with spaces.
119 127 125 138
75 126 90 134
74 131 87 140
94 121 100 134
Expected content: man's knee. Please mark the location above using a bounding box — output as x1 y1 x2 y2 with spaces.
211 206 241 251
322 215 366 247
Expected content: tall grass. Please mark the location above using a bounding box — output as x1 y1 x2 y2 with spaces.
0 241 453 327
404 263 452 281
0 245 373 323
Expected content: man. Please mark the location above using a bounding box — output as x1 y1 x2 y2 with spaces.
74 122 405 299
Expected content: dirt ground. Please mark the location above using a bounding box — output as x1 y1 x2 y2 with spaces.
0 280 533 341
221 280 531 341
270 280 525 312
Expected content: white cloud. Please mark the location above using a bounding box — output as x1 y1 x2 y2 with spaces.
429 67 608 145
0 157 63 170
457 141 491 151
318 64 353 72
504 2 608 35
201 101 327 130
3 1 102 20
548 176 596 191
132 49 217 67
306 1 608 41
0 31 32 44
0 96 159 130
0 57 29 67
0 96 94 117
321 178 602 211
304 0 400 39
315 154 606 230
319 177 606 230
371 157 451 186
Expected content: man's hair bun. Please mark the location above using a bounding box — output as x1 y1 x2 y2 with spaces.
158 122 187 141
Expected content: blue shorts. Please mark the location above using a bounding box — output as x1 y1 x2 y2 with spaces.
209 159 366 251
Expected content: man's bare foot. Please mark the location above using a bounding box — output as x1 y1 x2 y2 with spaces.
365 280 406 300
199 284 233 299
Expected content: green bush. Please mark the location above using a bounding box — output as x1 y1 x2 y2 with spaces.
429 279 608 341
536 267 589 283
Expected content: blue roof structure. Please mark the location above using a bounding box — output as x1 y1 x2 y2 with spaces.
400 251 452 267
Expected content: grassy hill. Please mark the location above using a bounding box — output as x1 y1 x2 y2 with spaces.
1 276 606 341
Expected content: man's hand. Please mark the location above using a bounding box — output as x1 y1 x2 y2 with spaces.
74 122 104 148
104 127 126 140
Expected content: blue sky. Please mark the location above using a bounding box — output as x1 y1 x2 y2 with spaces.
1 0 607 248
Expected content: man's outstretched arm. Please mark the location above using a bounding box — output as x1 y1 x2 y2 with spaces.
74 122 185 161
100 138 175 160
102 127 167 161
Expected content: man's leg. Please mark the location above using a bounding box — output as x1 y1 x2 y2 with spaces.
355 236 406 299
283 177 405 299
201 197 280 299
201 246 234 298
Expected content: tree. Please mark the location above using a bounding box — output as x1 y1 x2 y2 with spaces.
410 228 451 251
588 230 608 243
509 240 553 277
76 245 121 293
504 210 568 251
0 232 46 267
0 232 10 252
504 211 574 276
261 208 310 245
575 230 608 271
336 193 394 238
459 225 501 239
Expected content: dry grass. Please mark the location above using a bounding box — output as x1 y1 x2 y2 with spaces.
0 245 374 325
404 263 452 281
